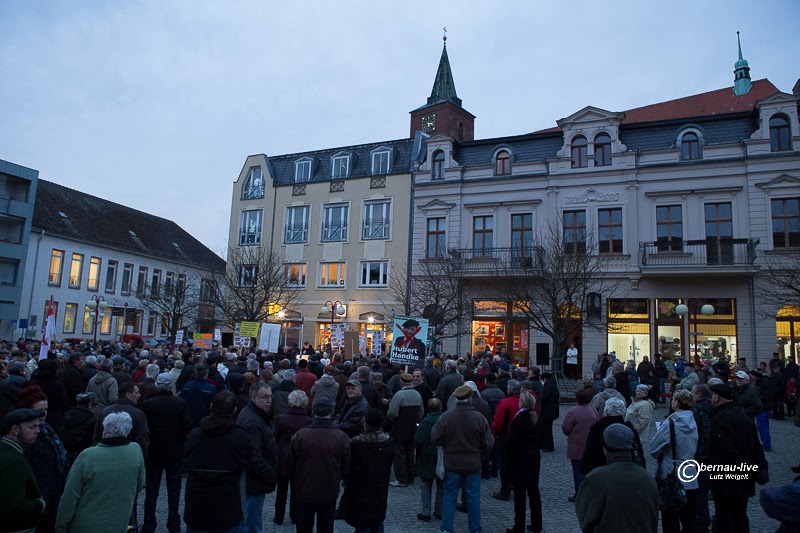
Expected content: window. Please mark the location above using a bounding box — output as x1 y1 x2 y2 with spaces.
87 257 101 291
63 303 77 334
598 208 623 254
121 263 133 295
770 115 791 152
319 262 345 287
0 259 17 286
239 210 263 246
295 160 312 183
331 155 349 179
322 203 349 242
495 150 510 175
238 265 257 287
362 200 391 240
146 314 156 336
284 263 307 287
105 260 118 293
164 272 175 297
372 151 390 175
771 198 800 248
360 261 389 287
705 202 733 240
136 266 148 297
472 216 494 257
563 210 587 254
48 250 64 286
285 206 310 243
511 213 533 257
177 274 186 298
82 308 93 334
432 150 445 180
242 167 264 200
100 310 111 334
656 205 683 251
426 217 447 258
150 269 161 297
571 136 588 168
680 132 700 160
68 253 84 288
594 133 611 166
200 278 217 302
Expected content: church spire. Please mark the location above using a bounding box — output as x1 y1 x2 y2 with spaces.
427 29 462 108
733 31 752 96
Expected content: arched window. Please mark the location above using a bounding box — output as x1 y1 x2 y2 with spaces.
770 115 791 152
594 133 611 166
571 136 588 168
432 150 445 180
680 132 700 160
495 150 510 175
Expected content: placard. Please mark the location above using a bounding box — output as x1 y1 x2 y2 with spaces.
390 317 428 366
259 323 281 352
175 330 184 345
239 321 260 338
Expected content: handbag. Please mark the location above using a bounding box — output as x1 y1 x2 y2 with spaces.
655 419 687 510
435 446 445 480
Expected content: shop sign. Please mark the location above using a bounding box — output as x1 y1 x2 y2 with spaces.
473 300 507 317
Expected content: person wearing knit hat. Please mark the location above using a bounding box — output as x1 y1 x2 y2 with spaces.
575 423 659 532
387 369 424 487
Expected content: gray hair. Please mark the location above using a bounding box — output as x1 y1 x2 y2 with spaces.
102 412 133 438
96 354 105 365
603 376 617 389
85 355 97 366
604 397 626 417
249 380 269 400
145 363 160 379
507 379 521 395
100 359 114 372
247 359 260 372
287 389 309 409
612 361 624 371
174 360 185 369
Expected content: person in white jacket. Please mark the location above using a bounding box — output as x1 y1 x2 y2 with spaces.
648 389 699 533
626 384 655 448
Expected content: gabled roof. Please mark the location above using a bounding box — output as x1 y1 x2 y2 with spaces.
33 180 225 272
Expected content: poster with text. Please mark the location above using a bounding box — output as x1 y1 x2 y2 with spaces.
390 317 428 366
259 323 281 352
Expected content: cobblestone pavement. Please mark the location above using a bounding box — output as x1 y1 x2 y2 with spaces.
139 404 799 532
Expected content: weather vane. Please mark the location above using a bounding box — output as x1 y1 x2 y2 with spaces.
443 26 447 44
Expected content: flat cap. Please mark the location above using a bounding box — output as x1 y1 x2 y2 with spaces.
6 409 44 428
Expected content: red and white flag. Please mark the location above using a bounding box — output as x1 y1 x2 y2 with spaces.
40 295 55 360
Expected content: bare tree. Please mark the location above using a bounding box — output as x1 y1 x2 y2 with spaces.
214 246 303 329
756 250 800 316
136 270 204 338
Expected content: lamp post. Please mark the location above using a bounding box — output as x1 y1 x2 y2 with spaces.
321 300 345 350
86 295 109 344
675 300 715 363
278 310 288 348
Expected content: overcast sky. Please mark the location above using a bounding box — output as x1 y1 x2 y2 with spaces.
2 1 798 258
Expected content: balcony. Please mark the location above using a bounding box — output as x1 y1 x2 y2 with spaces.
640 238 758 273
449 247 543 273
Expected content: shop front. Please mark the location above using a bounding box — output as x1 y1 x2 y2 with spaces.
607 298 651 365
777 306 800 362
471 300 529 366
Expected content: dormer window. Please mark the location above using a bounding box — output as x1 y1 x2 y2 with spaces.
432 150 445 180
680 132 701 160
571 136 588 168
295 160 311 183
770 115 791 152
594 134 611 166
495 150 510 175
371 150 390 175
242 167 264 200
332 155 349 179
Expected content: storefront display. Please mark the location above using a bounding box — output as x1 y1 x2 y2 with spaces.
472 300 530 365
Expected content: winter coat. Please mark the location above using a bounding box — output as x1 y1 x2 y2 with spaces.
183 415 254 530
271 379 298 422
760 479 800 533
506 409 544 488
692 397 713 462
387 386 424 441
141 390 191 465
59 406 96 466
625 398 655 445
414 411 444 481
58 364 85 408
492 393 521 439
431 403 494 474
310 374 339 407
294 367 317 404
335 395 369 438
734 383 762 420
274 406 311 478
562 404 598 461
648 409 699 490
709 402 763 499
581 415 644 476
436 371 463 408
291 418 352 505
590 388 624 417
85 371 117 410
94 399 150 459
236 403 277 495
179 378 216 429
0 437 45 532
23 422 68 533
481 384 505 416
541 378 560 422
55 438 145 533
342 431 394 529
30 376 68 432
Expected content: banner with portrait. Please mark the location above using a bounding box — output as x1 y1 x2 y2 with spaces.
390 317 428 366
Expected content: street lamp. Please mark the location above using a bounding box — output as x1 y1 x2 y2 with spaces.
278 310 288 348
86 295 109 343
675 300 715 363
321 300 345 350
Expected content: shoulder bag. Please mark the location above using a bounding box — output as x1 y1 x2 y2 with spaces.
656 419 687 510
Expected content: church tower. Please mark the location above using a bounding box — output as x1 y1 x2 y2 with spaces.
409 34 475 141
733 31 752 96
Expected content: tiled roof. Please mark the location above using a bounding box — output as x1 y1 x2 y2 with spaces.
621 116 759 152
456 134 563 167
33 180 225 272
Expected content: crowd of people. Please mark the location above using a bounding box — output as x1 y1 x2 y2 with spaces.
0 337 798 533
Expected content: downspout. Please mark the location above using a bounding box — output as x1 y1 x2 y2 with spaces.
26 229 45 337
749 277 757 370
406 172 415 324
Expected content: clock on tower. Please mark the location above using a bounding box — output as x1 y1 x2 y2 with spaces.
421 114 436 132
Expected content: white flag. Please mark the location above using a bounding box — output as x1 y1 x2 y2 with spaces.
40 296 55 360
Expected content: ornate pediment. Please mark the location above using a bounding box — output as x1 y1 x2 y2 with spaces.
418 198 457 212
557 106 625 129
565 187 619 204
755 174 800 192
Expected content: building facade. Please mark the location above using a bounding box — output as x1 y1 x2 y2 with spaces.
0 158 38 340
18 180 225 343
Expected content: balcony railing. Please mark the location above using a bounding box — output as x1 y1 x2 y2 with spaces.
449 247 543 273
640 238 758 268
241 185 265 200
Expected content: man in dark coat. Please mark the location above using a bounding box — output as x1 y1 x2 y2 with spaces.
422 356 440 391
335 380 369 438
581 397 644 476
273 390 311 525
236 381 278 533
291 397 351 533
179 365 216 429
412 368 434 415
709 383 765 533
58 352 85 408
59 392 97 467
386 373 424 487
93 381 149 459
141 374 190 533
272 369 299 422
540 372 560 452
342 409 394 532
436 359 463 409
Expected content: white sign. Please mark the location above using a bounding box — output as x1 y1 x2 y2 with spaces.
259 323 281 352
214 328 221 341
371 330 384 356
330 323 346 349
175 330 184 345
